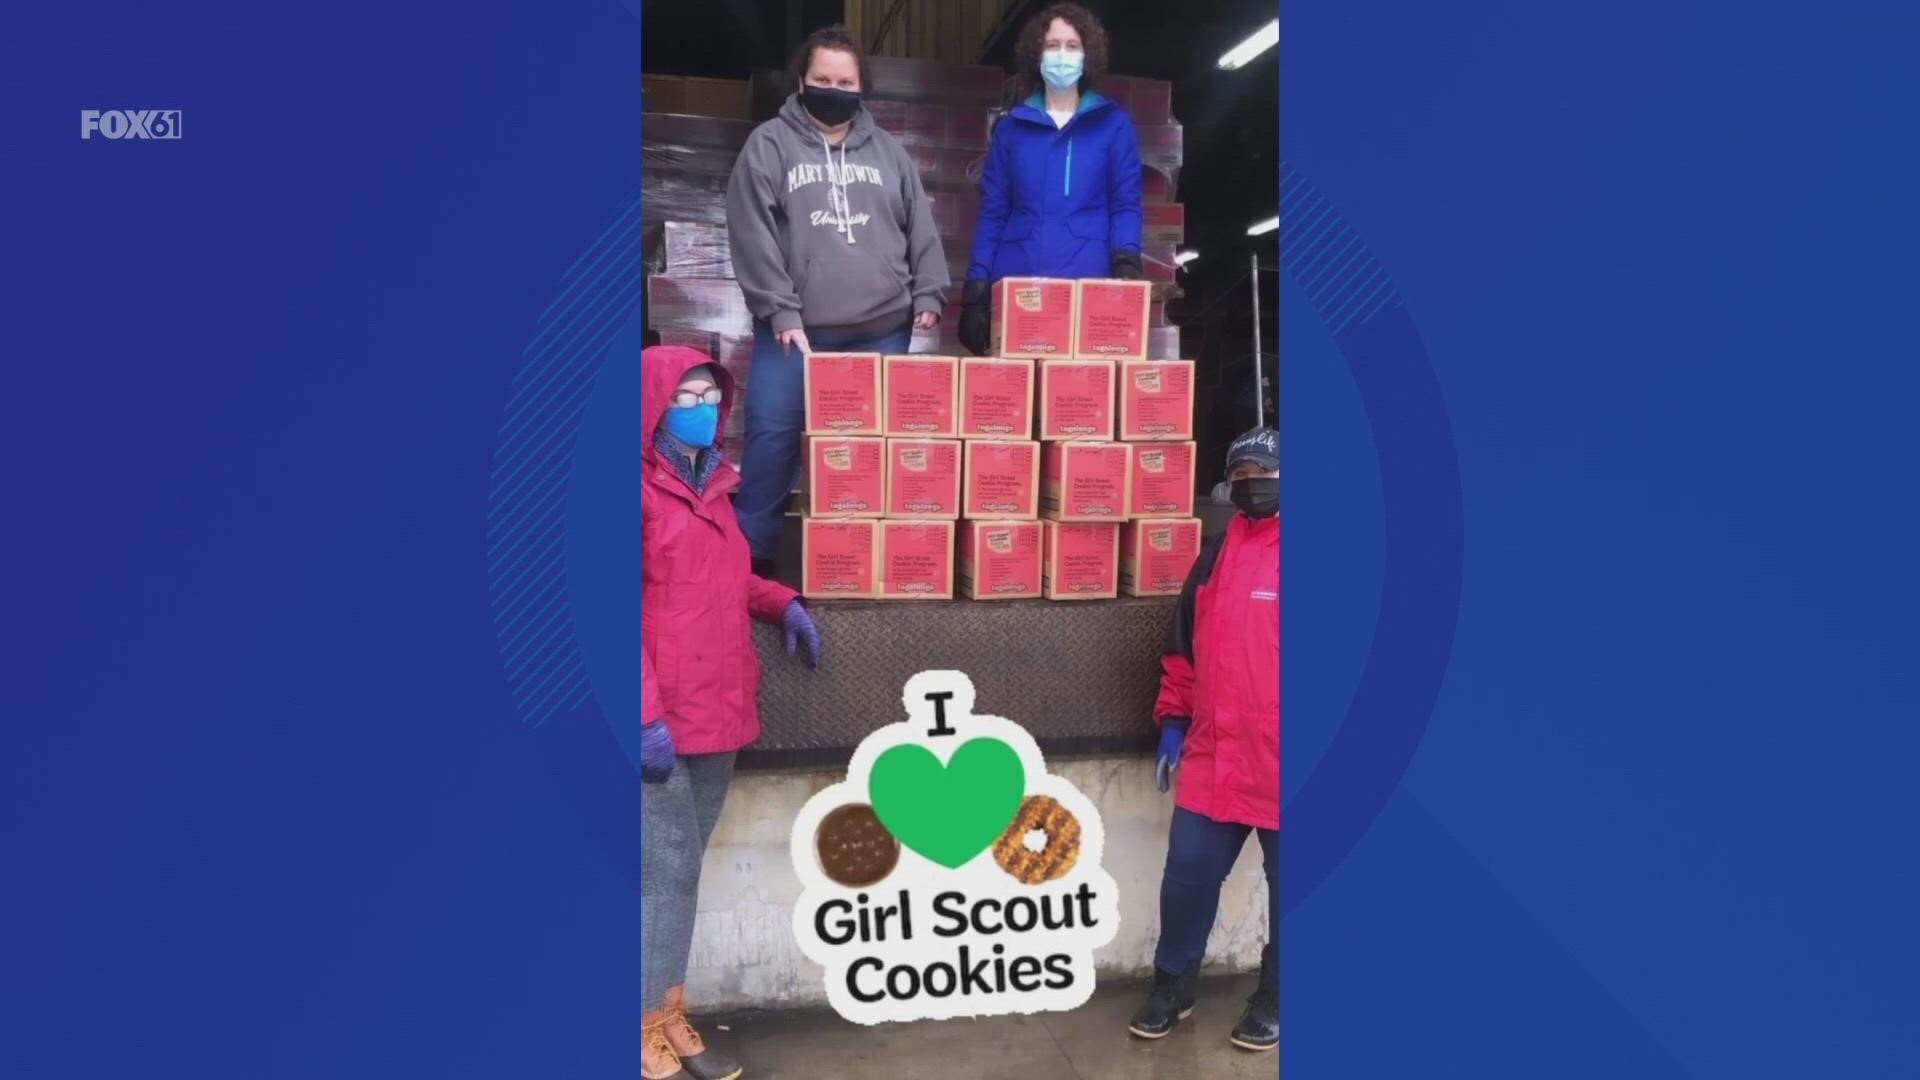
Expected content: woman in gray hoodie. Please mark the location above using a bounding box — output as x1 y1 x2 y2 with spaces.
724 25 950 571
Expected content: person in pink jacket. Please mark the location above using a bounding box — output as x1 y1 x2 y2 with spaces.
1128 425 1279 1053
639 344 821 1080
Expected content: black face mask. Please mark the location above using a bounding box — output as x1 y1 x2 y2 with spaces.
1230 476 1278 519
801 84 861 127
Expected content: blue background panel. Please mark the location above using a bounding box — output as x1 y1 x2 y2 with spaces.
1283 1 1920 1075
0 2 644 1076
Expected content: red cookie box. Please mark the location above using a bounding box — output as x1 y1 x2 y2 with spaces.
645 276 752 333
1142 203 1185 247
803 352 884 435
1037 359 1116 442
905 145 991 191
962 439 1041 520
1041 441 1132 523
653 328 752 391
876 519 955 600
1121 518 1202 597
642 74 752 121
885 438 962 520
1128 442 1196 519
864 101 992 152
1133 123 1185 174
1141 167 1173 204
801 518 879 600
641 113 755 154
864 56 1005 106
883 354 959 437
958 356 1035 440
806 436 886 518
1042 520 1120 601
645 221 733 278
864 100 959 146
1094 75 1174 125
957 520 1045 601
1118 359 1195 442
992 277 1078 359
926 190 983 238
1073 279 1152 362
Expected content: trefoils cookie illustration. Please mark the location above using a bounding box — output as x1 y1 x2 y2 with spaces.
992 794 1082 885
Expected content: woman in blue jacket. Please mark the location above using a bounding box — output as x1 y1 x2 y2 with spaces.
959 2 1144 356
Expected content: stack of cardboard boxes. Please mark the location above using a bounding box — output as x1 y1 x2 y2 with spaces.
797 352 955 600
797 277 1201 604
642 106 760 449
641 58 1194 586
1002 276 1201 602
644 59 1188 458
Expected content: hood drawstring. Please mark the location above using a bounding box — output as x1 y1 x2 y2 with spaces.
821 132 857 245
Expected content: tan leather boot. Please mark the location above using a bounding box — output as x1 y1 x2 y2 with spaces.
642 1009 689 1080
662 985 742 1080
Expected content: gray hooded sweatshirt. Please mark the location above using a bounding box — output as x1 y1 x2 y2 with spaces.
725 94 950 335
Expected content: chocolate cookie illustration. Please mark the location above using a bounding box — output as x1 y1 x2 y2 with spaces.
814 803 900 887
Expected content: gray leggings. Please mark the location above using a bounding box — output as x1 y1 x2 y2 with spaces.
641 750 736 1012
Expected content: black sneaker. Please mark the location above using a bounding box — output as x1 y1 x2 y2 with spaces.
1127 967 1198 1039
1229 984 1278 1052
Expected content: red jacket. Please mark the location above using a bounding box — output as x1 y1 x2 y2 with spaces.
1154 513 1280 830
641 344 799 755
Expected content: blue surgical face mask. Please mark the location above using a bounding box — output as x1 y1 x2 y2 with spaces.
662 402 719 448
1041 49 1084 91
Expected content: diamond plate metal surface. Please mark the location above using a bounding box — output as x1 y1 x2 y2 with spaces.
744 597 1176 768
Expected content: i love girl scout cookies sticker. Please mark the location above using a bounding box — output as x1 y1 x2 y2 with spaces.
789 670 1120 1025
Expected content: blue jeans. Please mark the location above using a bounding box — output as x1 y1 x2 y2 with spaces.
1154 806 1279 992
735 318 914 558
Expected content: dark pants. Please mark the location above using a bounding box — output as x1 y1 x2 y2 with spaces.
640 751 736 1012
1153 806 1279 992
734 318 914 559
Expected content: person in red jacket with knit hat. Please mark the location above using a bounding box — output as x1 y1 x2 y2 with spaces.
1128 424 1279 1053
639 344 821 1080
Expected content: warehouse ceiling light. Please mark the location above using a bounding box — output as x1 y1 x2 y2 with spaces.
1217 19 1279 70
1247 216 1280 237
1175 250 1199 266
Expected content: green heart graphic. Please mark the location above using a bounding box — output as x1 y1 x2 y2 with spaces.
869 738 1025 869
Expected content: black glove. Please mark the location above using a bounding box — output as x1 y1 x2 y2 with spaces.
959 279 992 356
1109 250 1143 280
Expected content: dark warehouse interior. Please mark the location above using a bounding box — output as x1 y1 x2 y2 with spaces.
642 0 1279 465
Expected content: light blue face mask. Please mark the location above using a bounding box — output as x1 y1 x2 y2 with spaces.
1041 49 1084 91
662 402 719 448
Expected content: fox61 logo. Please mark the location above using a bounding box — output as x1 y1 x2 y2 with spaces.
81 110 182 140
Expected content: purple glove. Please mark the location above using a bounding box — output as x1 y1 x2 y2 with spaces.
783 600 821 669
639 719 675 783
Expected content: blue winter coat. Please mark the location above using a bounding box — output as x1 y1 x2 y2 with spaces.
966 91 1144 283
